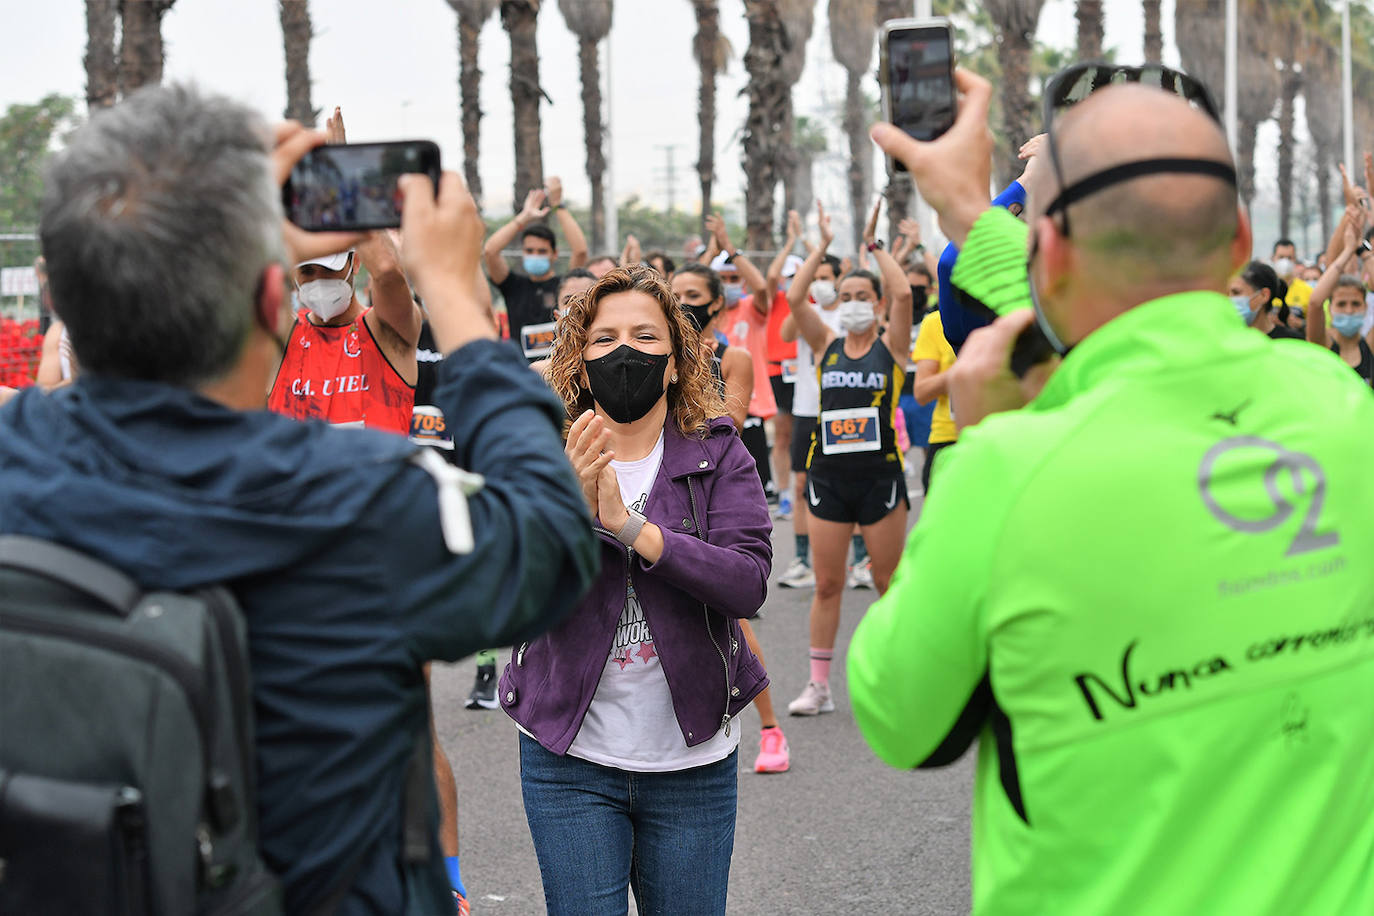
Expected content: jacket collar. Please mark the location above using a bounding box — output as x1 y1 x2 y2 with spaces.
660 415 734 479
1033 291 1256 412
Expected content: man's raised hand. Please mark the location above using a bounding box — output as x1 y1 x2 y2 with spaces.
519 188 550 226
325 106 346 144
816 201 835 250
870 68 994 248
545 176 564 209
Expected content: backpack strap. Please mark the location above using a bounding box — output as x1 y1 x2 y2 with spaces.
0 536 141 617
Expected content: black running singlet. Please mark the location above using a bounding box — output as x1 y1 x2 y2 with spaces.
807 336 904 473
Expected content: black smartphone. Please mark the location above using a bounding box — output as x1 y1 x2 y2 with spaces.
878 17 957 171
283 140 441 232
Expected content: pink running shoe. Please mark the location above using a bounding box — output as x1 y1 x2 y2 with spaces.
754 726 791 773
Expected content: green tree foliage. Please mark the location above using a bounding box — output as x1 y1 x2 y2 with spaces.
0 95 79 229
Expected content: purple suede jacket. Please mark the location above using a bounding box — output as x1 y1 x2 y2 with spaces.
500 415 773 755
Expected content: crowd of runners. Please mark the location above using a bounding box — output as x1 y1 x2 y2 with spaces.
2 60 1373 916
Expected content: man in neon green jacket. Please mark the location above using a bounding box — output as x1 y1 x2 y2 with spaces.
849 69 1374 914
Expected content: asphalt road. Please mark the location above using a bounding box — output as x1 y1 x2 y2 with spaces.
431 485 975 915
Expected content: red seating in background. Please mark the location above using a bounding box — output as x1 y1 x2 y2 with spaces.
0 317 42 388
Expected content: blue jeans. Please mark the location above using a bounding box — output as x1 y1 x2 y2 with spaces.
518 733 738 916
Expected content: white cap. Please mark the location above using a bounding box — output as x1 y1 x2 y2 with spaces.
780 254 804 278
710 252 738 274
295 249 354 272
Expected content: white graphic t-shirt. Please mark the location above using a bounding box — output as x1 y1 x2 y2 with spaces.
792 304 846 418
567 429 740 771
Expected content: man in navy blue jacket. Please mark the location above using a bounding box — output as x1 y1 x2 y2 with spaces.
0 85 598 914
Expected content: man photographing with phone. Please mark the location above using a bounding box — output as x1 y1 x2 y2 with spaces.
849 63 1374 913
0 84 598 914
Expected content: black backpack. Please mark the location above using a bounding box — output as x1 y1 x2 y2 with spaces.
0 536 281 915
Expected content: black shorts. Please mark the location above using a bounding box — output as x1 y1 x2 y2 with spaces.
791 416 816 474
805 471 908 526
922 440 955 495
769 372 794 415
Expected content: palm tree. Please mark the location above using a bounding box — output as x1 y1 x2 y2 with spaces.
279 0 316 126
690 0 729 226
742 0 812 251
501 0 546 211
984 0 1047 186
1305 42 1342 243
557 0 614 250
1075 0 1103 60
1142 0 1162 61
119 0 177 96
789 115 828 220
85 0 119 111
830 0 878 252
875 0 914 244
775 0 815 233
448 0 500 207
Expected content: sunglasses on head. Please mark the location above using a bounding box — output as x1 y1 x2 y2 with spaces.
1041 62 1236 238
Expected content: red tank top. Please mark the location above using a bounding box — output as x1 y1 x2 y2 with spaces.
267 309 414 434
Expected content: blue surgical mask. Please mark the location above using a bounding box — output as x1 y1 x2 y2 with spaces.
723 283 743 306
1230 295 1256 325
1331 312 1365 337
523 254 552 276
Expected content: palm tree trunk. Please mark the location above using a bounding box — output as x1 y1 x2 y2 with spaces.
1237 116 1260 214
279 0 315 125
742 0 788 251
458 15 485 205
119 0 175 96
692 0 719 228
1276 65 1300 239
1315 144 1333 243
502 0 545 211
85 0 119 110
1076 0 1103 60
875 0 913 243
1142 0 1162 61
998 34 1035 188
578 36 607 249
843 69 872 252
791 151 815 221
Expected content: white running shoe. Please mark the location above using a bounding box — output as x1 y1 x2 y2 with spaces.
847 558 874 590
787 680 834 716
777 557 815 589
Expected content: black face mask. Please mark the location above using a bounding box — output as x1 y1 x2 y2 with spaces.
682 302 718 332
584 344 671 424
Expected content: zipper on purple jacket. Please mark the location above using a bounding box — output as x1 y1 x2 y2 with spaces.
687 475 732 738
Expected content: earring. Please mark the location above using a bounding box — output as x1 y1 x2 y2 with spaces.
671 374 678 384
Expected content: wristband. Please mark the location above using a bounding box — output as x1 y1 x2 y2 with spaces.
914 243 925 254
551 202 564 211
866 241 883 252
614 507 647 547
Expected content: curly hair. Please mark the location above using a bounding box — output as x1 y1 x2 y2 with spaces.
548 264 726 438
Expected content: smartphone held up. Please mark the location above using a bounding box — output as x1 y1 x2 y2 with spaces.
878 17 957 171
283 140 441 232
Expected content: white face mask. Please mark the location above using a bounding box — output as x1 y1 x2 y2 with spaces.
837 299 876 333
1273 257 1294 277
810 280 838 308
298 278 352 322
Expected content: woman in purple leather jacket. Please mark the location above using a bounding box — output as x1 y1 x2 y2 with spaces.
500 265 772 915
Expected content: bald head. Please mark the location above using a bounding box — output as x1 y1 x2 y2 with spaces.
1047 85 1238 284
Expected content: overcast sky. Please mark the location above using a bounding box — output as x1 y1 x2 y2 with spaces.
10 0 1330 252
2 3 1178 196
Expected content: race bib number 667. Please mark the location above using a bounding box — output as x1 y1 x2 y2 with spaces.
820 406 880 455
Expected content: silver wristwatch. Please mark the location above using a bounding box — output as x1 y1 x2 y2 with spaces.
614 507 647 547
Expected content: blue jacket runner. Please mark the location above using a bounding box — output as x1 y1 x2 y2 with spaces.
0 339 599 915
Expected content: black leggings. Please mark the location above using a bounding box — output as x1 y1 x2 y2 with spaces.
741 415 774 494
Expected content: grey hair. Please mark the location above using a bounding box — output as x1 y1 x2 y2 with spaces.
40 83 285 386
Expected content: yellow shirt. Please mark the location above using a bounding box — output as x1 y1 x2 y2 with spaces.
1285 277 1312 308
912 310 958 444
